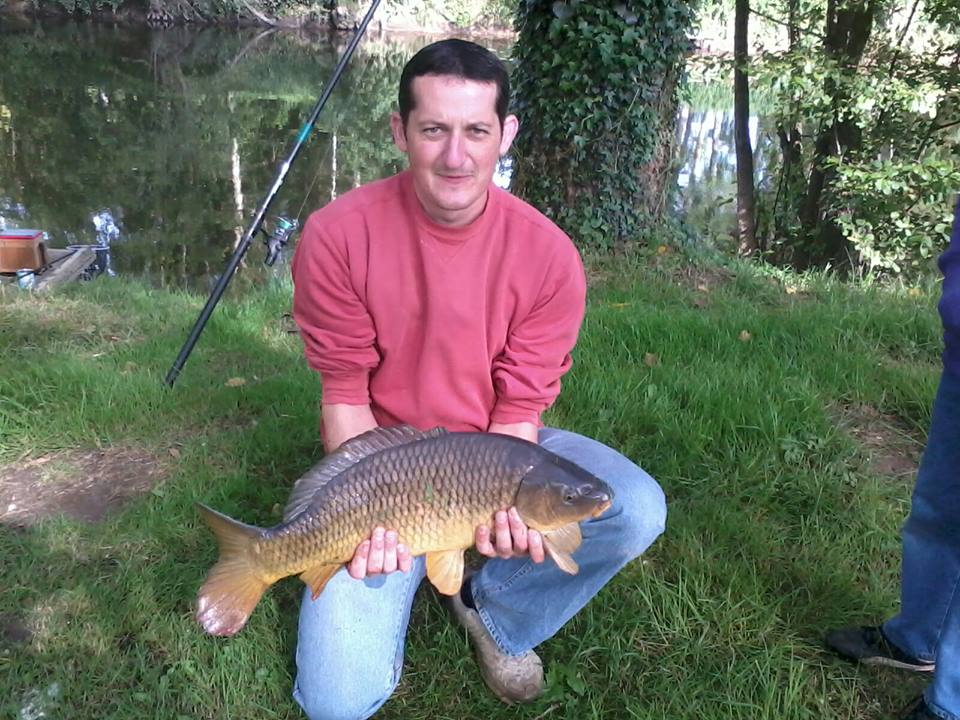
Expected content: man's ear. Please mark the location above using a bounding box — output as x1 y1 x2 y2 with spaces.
499 114 519 155
390 112 408 152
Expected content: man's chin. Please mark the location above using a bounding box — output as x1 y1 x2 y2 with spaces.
431 190 482 213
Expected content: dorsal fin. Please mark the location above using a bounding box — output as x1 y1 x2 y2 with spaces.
282 425 448 522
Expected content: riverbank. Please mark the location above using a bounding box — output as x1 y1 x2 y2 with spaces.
0 0 517 34
0 247 942 719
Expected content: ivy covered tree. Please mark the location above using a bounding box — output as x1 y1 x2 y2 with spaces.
510 0 695 251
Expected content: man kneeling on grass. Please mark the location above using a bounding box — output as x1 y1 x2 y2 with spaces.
288 39 667 720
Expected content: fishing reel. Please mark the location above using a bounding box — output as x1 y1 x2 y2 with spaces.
262 216 300 267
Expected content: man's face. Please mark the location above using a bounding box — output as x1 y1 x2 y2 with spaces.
391 75 518 227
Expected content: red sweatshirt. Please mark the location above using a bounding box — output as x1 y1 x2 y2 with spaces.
291 170 586 434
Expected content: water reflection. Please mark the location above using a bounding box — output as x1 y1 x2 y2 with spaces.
0 198 28 230
0 21 425 292
0 21 756 290
672 101 776 241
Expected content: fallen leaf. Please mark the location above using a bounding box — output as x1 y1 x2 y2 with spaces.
225 377 246 387
643 352 659 367
739 330 752 342
908 288 922 297
785 286 798 295
169 447 181 459
122 361 138 373
608 302 631 309
656 244 669 255
693 296 710 309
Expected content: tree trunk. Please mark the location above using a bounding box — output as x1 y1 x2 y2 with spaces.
773 0 803 246
510 0 693 251
799 0 877 268
787 0 800 47
734 0 758 255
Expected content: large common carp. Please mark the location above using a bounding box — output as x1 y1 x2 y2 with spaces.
196 425 613 637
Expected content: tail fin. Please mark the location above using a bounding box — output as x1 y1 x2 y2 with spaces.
196 503 271 637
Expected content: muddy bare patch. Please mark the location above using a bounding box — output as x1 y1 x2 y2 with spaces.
0 447 168 527
0 612 32 648
833 403 924 480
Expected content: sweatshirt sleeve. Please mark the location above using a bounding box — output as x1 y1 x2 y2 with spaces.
490 242 587 426
291 211 380 405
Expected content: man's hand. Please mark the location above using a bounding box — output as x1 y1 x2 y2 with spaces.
347 527 413 579
475 507 545 563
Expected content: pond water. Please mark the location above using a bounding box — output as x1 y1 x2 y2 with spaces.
0 19 758 293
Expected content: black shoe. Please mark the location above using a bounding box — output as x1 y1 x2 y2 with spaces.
825 625 935 672
899 696 939 719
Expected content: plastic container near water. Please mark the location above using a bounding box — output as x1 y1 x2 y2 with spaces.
66 244 111 279
16 269 36 290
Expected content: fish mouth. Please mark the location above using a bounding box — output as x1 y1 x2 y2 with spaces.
591 499 612 518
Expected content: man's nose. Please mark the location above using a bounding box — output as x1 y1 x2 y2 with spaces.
442 132 466 168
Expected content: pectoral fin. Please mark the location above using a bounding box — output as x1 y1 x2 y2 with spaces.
542 523 582 575
300 564 339 600
425 550 465 595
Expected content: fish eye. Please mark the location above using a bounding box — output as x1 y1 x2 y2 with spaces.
562 490 577 504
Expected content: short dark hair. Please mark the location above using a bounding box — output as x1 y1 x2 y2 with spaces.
398 39 509 128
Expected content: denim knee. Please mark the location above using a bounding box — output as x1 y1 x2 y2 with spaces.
594 467 667 561
294 671 396 720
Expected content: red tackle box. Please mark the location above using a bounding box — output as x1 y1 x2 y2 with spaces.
0 229 47 273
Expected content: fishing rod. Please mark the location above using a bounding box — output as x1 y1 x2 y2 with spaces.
164 0 382 388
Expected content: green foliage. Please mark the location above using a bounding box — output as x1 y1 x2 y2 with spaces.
747 0 960 275
831 157 960 274
4 0 514 25
400 0 514 27
45 0 124 14
511 0 694 251
335 0 515 29
924 0 960 29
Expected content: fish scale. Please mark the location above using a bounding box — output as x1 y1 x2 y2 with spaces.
195 425 613 637
258 434 527 575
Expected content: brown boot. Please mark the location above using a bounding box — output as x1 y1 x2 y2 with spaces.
447 587 545 704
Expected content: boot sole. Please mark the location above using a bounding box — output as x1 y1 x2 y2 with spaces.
861 656 935 673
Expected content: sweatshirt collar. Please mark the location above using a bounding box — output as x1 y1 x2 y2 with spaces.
400 170 499 244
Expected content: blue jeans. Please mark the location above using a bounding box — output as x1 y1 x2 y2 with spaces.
292 428 667 720
883 368 960 719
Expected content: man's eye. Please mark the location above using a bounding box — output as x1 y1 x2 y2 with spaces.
470 128 489 136
423 127 442 136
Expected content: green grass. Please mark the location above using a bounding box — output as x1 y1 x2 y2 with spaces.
0 250 943 720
